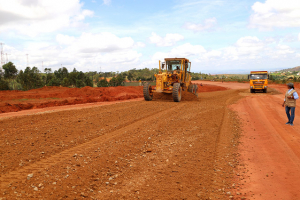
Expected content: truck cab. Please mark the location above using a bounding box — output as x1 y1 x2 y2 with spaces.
248 71 269 93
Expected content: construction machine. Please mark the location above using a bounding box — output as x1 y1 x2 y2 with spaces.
143 58 198 102
248 71 269 93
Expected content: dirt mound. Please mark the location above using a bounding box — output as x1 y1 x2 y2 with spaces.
152 84 227 102
0 84 227 114
197 83 228 92
0 86 143 113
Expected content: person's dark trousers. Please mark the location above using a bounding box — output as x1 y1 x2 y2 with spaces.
285 106 296 124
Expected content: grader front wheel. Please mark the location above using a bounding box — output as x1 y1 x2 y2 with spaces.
143 82 153 101
193 84 198 96
172 83 182 102
188 84 193 93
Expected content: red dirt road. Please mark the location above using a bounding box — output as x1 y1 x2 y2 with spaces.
1 82 300 199
194 81 300 199
1 85 241 199
233 88 300 200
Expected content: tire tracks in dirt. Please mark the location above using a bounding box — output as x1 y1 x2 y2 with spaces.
0 89 243 199
0 102 185 188
233 92 300 200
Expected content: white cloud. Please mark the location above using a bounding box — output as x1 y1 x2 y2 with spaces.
56 34 76 45
149 32 184 47
271 45 294 58
152 43 206 61
103 0 111 5
222 36 265 60
0 0 94 37
63 32 135 53
5 32 142 72
135 42 146 48
184 18 217 32
249 0 300 29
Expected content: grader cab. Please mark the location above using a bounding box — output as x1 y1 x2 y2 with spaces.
143 58 198 102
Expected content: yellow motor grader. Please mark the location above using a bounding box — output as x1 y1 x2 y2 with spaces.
143 58 198 102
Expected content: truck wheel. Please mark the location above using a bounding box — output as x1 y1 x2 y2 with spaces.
250 89 255 93
263 89 267 93
143 82 153 101
172 83 182 102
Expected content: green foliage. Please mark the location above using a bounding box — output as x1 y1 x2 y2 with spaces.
127 72 133 81
17 67 43 90
48 78 60 86
2 62 18 79
84 76 93 87
54 67 69 81
44 68 54 85
0 77 9 90
97 78 109 87
62 77 70 87
75 79 85 88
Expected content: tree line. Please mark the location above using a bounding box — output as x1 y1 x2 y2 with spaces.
0 61 212 91
0 62 160 91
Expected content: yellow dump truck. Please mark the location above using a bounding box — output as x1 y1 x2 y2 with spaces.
248 71 269 93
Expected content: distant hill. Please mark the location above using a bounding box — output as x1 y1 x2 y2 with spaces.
278 66 300 72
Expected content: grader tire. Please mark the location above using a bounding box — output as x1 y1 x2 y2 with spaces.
188 84 193 92
172 83 182 102
194 84 198 95
143 82 153 101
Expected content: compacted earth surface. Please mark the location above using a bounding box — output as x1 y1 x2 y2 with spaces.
196 81 300 200
0 82 299 200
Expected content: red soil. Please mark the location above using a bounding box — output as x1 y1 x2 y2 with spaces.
0 86 143 113
0 84 227 114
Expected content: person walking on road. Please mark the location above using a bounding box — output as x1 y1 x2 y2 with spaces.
282 82 299 126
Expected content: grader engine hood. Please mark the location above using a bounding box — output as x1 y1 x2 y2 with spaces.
155 73 179 93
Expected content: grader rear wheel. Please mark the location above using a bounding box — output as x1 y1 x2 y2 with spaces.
188 84 193 92
172 83 182 102
143 82 153 101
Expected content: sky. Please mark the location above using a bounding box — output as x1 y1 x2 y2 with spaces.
0 0 300 74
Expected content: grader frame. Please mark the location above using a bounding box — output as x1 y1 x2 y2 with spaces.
143 58 198 102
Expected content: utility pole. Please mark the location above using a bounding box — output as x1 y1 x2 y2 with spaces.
25 54 29 66
0 43 4 67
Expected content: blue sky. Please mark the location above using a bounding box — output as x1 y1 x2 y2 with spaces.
0 0 300 73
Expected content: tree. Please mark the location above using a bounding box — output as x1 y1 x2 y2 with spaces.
2 62 18 79
75 79 85 88
127 72 133 81
97 78 109 87
44 68 54 85
54 67 69 81
0 75 9 90
68 68 78 86
17 67 43 90
84 76 93 87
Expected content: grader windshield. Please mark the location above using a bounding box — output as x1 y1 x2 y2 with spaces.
166 60 181 71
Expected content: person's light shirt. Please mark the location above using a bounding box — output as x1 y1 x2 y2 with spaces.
284 88 299 101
